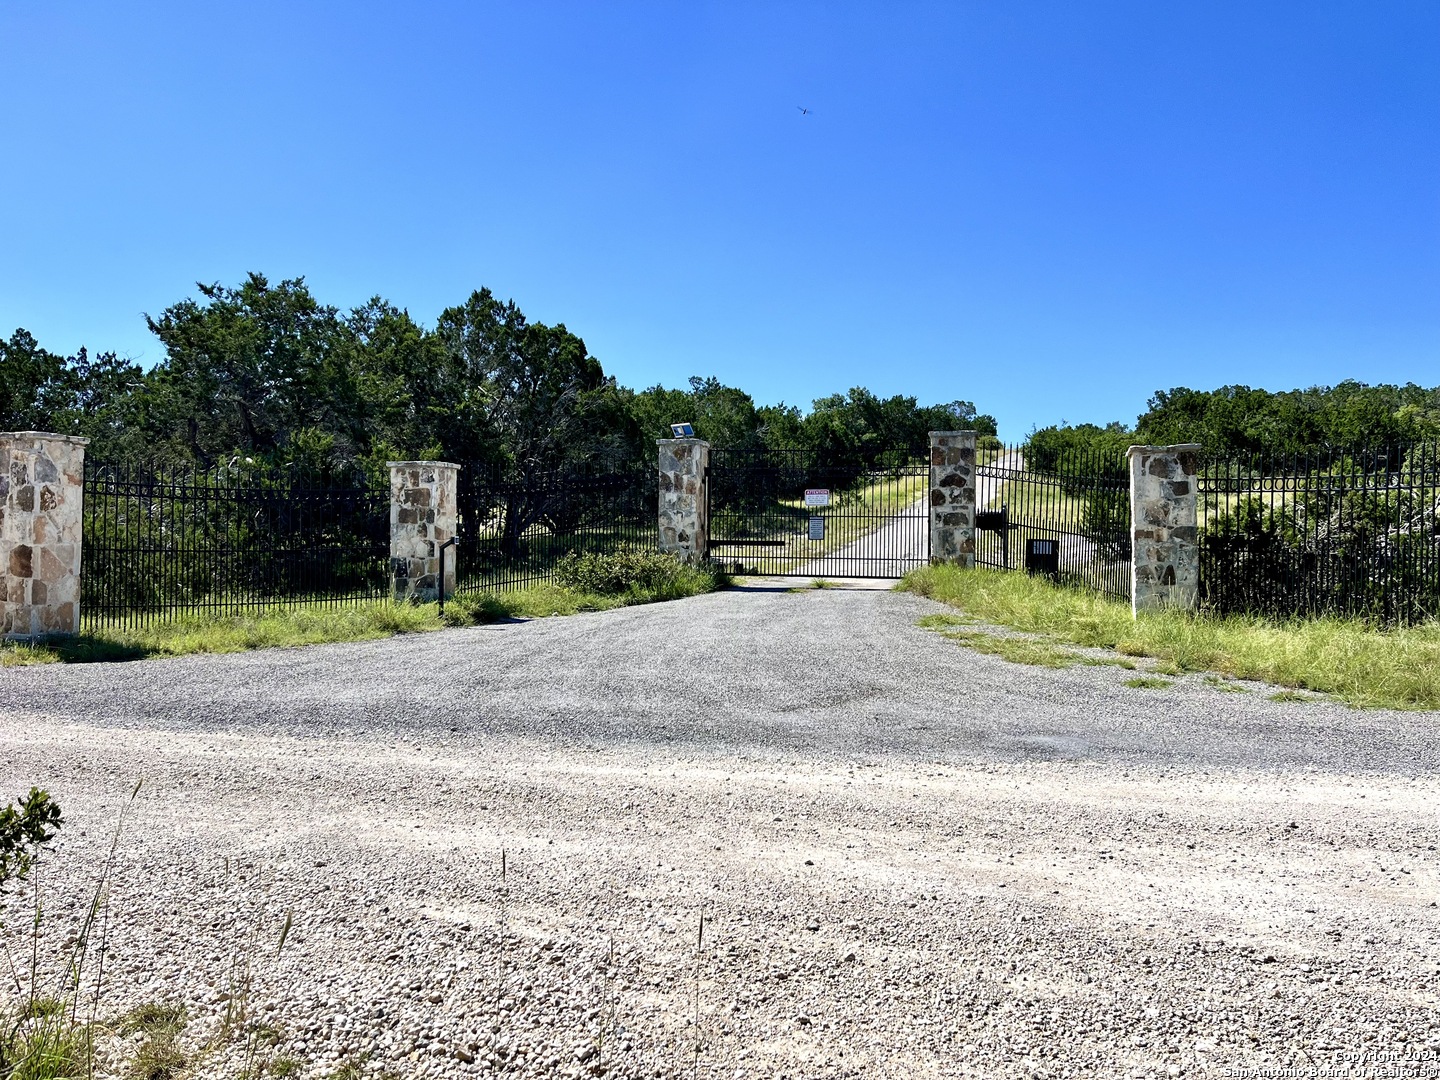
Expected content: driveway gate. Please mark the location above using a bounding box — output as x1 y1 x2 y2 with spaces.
706 448 929 578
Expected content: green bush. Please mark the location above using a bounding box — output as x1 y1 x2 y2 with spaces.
0 788 62 892
554 546 692 595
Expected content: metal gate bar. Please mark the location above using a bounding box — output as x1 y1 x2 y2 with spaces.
973 444 1131 600
707 448 929 578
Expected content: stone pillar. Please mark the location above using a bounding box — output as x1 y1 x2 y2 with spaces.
929 431 977 567
1128 443 1201 616
657 439 709 565
388 461 459 603
1 432 89 639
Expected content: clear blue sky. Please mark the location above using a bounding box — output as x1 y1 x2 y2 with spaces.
3 1 1437 439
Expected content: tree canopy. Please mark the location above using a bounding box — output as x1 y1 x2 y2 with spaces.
1023 381 1440 465
8 274 991 474
24 273 1430 474
1135 382 1440 456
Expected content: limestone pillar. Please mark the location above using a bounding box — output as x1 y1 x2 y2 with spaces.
388 461 459 603
929 431 977 567
657 439 709 565
1128 443 1201 616
1 432 89 639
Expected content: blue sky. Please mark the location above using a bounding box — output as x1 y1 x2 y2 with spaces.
3 1 1437 438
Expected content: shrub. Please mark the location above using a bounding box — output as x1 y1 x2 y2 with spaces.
0 788 62 892
554 546 691 595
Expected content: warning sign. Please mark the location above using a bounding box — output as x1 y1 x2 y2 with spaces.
804 489 830 508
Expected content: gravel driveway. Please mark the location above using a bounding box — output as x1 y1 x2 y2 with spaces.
1 585 1437 1079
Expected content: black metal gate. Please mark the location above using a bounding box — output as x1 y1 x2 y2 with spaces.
973 445 1132 600
706 448 929 578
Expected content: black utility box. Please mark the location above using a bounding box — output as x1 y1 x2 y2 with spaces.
1024 537 1060 577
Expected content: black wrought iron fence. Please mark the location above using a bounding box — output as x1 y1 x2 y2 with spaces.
81 463 390 630
452 464 655 594
974 443 1132 600
1198 443 1440 625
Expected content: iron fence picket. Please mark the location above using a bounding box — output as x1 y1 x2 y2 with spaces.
451 464 656 594
706 447 929 578
1197 443 1440 625
80 462 391 631
973 442 1132 600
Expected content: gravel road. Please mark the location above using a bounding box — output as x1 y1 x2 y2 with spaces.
2 585 1437 1079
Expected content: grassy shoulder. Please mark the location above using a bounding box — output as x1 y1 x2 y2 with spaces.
2 555 723 667
900 564 1440 710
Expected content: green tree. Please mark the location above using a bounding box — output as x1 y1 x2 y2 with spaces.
756 402 805 449
144 274 353 462
624 377 766 453
1024 422 1134 473
340 298 451 466
0 330 74 433
802 389 992 458
1137 382 1440 458
434 288 635 474
0 330 148 460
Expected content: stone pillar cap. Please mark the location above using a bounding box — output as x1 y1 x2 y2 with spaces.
1126 443 1202 457
386 460 461 469
656 437 710 446
928 430 977 438
0 431 91 446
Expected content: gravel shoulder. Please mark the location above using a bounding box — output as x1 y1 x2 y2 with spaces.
1 587 1437 1079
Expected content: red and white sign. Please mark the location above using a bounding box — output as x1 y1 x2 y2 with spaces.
804 489 831 508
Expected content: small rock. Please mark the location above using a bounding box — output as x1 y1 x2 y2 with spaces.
805 920 820 931
427 992 444 1004
454 1048 476 1063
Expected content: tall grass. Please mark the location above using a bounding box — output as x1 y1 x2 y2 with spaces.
1 783 140 1080
0 782 303 1080
901 564 1440 710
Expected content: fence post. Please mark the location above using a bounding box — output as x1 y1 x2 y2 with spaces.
388 460 459 603
0 432 89 640
929 430 977 567
1127 443 1201 616
657 438 710 565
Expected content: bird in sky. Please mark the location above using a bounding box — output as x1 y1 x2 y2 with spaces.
797 106 811 115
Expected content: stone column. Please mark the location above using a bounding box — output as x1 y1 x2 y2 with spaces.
1128 443 1201 616
929 431 977 567
388 461 459 603
657 439 709 565
1 432 89 639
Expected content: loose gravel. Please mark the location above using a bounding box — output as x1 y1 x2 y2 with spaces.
1 585 1438 1079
